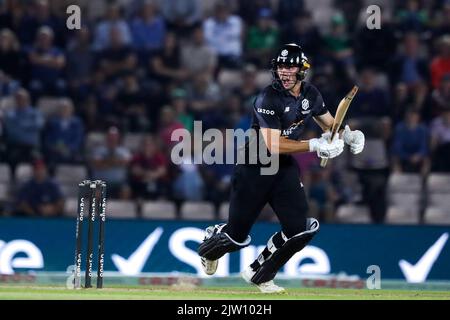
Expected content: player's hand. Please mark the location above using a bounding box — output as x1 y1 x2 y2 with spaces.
343 125 365 154
309 134 344 159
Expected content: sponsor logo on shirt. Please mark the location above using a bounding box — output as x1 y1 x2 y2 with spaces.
257 108 275 115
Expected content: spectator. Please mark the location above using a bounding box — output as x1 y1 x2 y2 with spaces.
187 71 221 126
350 68 391 120
430 73 450 117
158 105 185 149
129 135 169 199
395 0 428 34
389 32 428 110
306 166 337 223
0 69 20 96
115 72 149 132
2 88 44 173
323 13 357 81
129 0 166 54
161 0 201 37
430 35 450 89
170 87 194 132
66 27 95 101
93 3 132 51
0 28 21 79
354 10 397 71
149 32 187 86
392 109 430 175
432 1 450 40
28 26 66 98
97 25 138 82
181 24 217 80
233 64 259 109
238 0 272 26
89 126 132 198
14 159 64 217
430 109 450 172
203 2 243 69
277 0 305 28
245 8 280 68
17 0 66 47
42 98 84 166
282 11 323 63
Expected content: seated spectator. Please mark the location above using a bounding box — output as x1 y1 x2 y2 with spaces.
277 0 305 28
129 135 169 199
203 2 243 69
115 72 149 132
161 0 201 37
233 64 259 108
42 98 84 166
238 0 272 26
93 3 131 51
14 159 64 217
158 105 185 149
350 68 391 119
430 109 450 172
2 88 44 174
129 0 166 55
66 27 95 101
323 13 357 81
97 26 138 82
354 10 397 71
0 28 22 80
28 26 66 99
187 71 221 124
170 88 194 132
430 73 450 117
89 127 132 198
306 166 337 223
0 69 20 96
430 35 450 89
389 32 428 110
282 11 323 63
395 0 428 34
245 8 280 68
149 32 187 86
17 0 66 47
392 109 430 175
181 24 217 80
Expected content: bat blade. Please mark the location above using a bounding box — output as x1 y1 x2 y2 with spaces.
320 86 359 167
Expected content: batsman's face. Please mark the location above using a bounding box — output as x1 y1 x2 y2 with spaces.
277 65 299 89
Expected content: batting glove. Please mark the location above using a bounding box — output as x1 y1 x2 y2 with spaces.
309 133 344 159
343 125 365 154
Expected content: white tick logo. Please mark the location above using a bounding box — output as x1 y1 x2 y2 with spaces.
399 232 448 283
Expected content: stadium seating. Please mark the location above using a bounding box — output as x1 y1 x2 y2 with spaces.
0 164 11 184
388 173 422 193
336 204 371 223
105 200 138 219
37 97 62 119
218 202 229 221
0 183 9 201
424 207 450 225
123 133 143 153
180 201 215 221
141 200 177 220
55 165 88 184
14 163 33 184
386 206 420 225
426 174 450 193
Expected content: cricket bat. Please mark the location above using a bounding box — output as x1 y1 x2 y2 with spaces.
320 85 359 167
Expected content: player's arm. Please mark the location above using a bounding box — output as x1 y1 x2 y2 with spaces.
313 111 334 132
260 127 343 158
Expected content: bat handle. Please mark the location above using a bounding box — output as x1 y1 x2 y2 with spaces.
320 157 328 167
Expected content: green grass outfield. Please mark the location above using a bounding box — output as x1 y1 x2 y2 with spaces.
0 285 449 300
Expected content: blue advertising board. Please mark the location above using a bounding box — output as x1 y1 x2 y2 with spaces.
0 217 448 283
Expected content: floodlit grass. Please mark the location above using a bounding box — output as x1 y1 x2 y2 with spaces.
0 285 449 300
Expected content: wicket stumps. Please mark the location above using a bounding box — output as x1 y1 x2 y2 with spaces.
74 180 106 289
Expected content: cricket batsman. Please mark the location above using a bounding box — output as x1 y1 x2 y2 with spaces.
198 43 365 293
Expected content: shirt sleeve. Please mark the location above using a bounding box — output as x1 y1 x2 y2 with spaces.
311 90 328 117
253 90 282 129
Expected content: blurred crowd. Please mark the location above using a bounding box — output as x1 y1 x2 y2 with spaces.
0 0 449 223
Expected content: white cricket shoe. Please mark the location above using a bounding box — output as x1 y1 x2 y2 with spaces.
241 266 285 294
200 225 220 275
201 256 218 275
